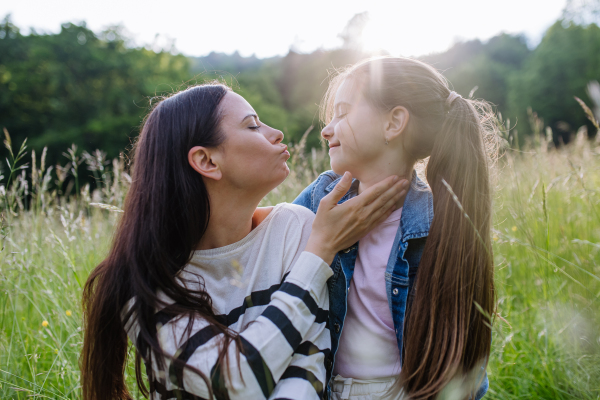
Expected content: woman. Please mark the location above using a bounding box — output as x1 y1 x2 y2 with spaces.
294 57 498 399
80 83 409 400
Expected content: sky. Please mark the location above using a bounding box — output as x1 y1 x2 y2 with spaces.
2 0 567 58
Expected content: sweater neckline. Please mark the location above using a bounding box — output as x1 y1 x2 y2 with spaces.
191 203 283 259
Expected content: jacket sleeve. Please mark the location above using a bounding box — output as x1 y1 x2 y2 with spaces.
473 368 489 399
135 251 332 400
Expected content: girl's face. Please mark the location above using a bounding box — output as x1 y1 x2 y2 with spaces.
216 92 290 194
321 78 388 180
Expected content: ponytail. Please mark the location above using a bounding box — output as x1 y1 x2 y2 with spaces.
401 96 495 399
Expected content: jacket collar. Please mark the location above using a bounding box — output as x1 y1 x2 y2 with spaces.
324 174 360 199
324 171 433 242
400 171 434 241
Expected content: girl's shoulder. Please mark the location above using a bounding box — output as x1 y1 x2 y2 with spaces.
293 170 357 213
312 170 344 193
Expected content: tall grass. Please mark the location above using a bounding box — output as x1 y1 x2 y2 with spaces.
487 130 600 399
0 124 599 398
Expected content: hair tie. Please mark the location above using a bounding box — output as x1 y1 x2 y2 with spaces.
445 91 462 109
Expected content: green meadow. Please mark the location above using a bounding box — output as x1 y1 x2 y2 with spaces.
0 128 599 399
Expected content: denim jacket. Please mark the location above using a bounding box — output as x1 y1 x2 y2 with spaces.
293 170 488 399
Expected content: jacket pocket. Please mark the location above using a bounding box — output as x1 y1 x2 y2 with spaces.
385 272 409 287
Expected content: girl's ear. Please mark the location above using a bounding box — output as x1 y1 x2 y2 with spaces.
188 146 222 181
384 106 410 143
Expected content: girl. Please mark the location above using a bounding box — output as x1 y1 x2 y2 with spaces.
80 83 409 400
294 57 497 400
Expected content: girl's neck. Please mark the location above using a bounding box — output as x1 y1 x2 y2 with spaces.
357 166 413 209
357 166 412 193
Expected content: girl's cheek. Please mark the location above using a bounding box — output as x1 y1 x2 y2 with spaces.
339 120 361 152
332 121 341 137
334 119 349 140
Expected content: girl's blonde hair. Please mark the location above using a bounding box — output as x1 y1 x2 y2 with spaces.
323 57 499 399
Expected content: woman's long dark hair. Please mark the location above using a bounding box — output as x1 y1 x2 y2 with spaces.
81 83 236 400
323 57 497 399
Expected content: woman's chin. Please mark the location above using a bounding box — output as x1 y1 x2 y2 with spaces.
283 164 290 179
273 165 290 186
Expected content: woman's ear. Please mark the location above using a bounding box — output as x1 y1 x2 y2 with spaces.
188 146 222 181
384 106 410 143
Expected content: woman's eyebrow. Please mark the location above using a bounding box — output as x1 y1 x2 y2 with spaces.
241 113 258 123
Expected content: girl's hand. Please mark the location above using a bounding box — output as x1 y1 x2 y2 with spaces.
305 172 409 265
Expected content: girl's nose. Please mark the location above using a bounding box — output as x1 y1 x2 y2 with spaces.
321 122 334 140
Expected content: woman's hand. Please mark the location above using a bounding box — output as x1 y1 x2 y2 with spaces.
305 172 409 265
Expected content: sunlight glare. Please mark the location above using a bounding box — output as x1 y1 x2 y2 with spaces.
360 13 449 57
361 21 387 53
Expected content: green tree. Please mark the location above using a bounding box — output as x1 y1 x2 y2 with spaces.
421 34 530 114
508 21 600 141
0 16 189 165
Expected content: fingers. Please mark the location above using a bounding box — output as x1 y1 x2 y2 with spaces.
320 171 353 208
357 175 400 206
363 179 409 213
370 188 406 225
364 182 409 228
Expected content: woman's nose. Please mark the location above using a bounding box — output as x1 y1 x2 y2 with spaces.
267 126 284 144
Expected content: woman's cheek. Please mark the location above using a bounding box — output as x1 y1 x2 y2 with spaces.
232 141 263 178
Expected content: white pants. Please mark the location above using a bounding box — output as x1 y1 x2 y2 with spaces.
330 375 404 400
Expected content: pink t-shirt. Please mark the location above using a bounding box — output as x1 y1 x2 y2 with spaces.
333 207 402 379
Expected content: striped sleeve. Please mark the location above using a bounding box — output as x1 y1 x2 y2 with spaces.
268 267 330 399
150 251 332 400
268 323 330 400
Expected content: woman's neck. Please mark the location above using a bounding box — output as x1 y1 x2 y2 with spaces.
196 185 265 250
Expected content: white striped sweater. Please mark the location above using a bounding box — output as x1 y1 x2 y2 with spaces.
123 203 332 399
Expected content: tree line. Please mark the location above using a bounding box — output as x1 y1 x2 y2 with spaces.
1 13 599 169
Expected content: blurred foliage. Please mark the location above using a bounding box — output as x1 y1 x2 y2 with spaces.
421 34 531 114
508 21 600 142
563 0 600 25
2 12 600 165
0 16 189 164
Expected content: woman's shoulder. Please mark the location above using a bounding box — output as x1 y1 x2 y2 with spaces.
260 203 316 245
271 202 316 226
